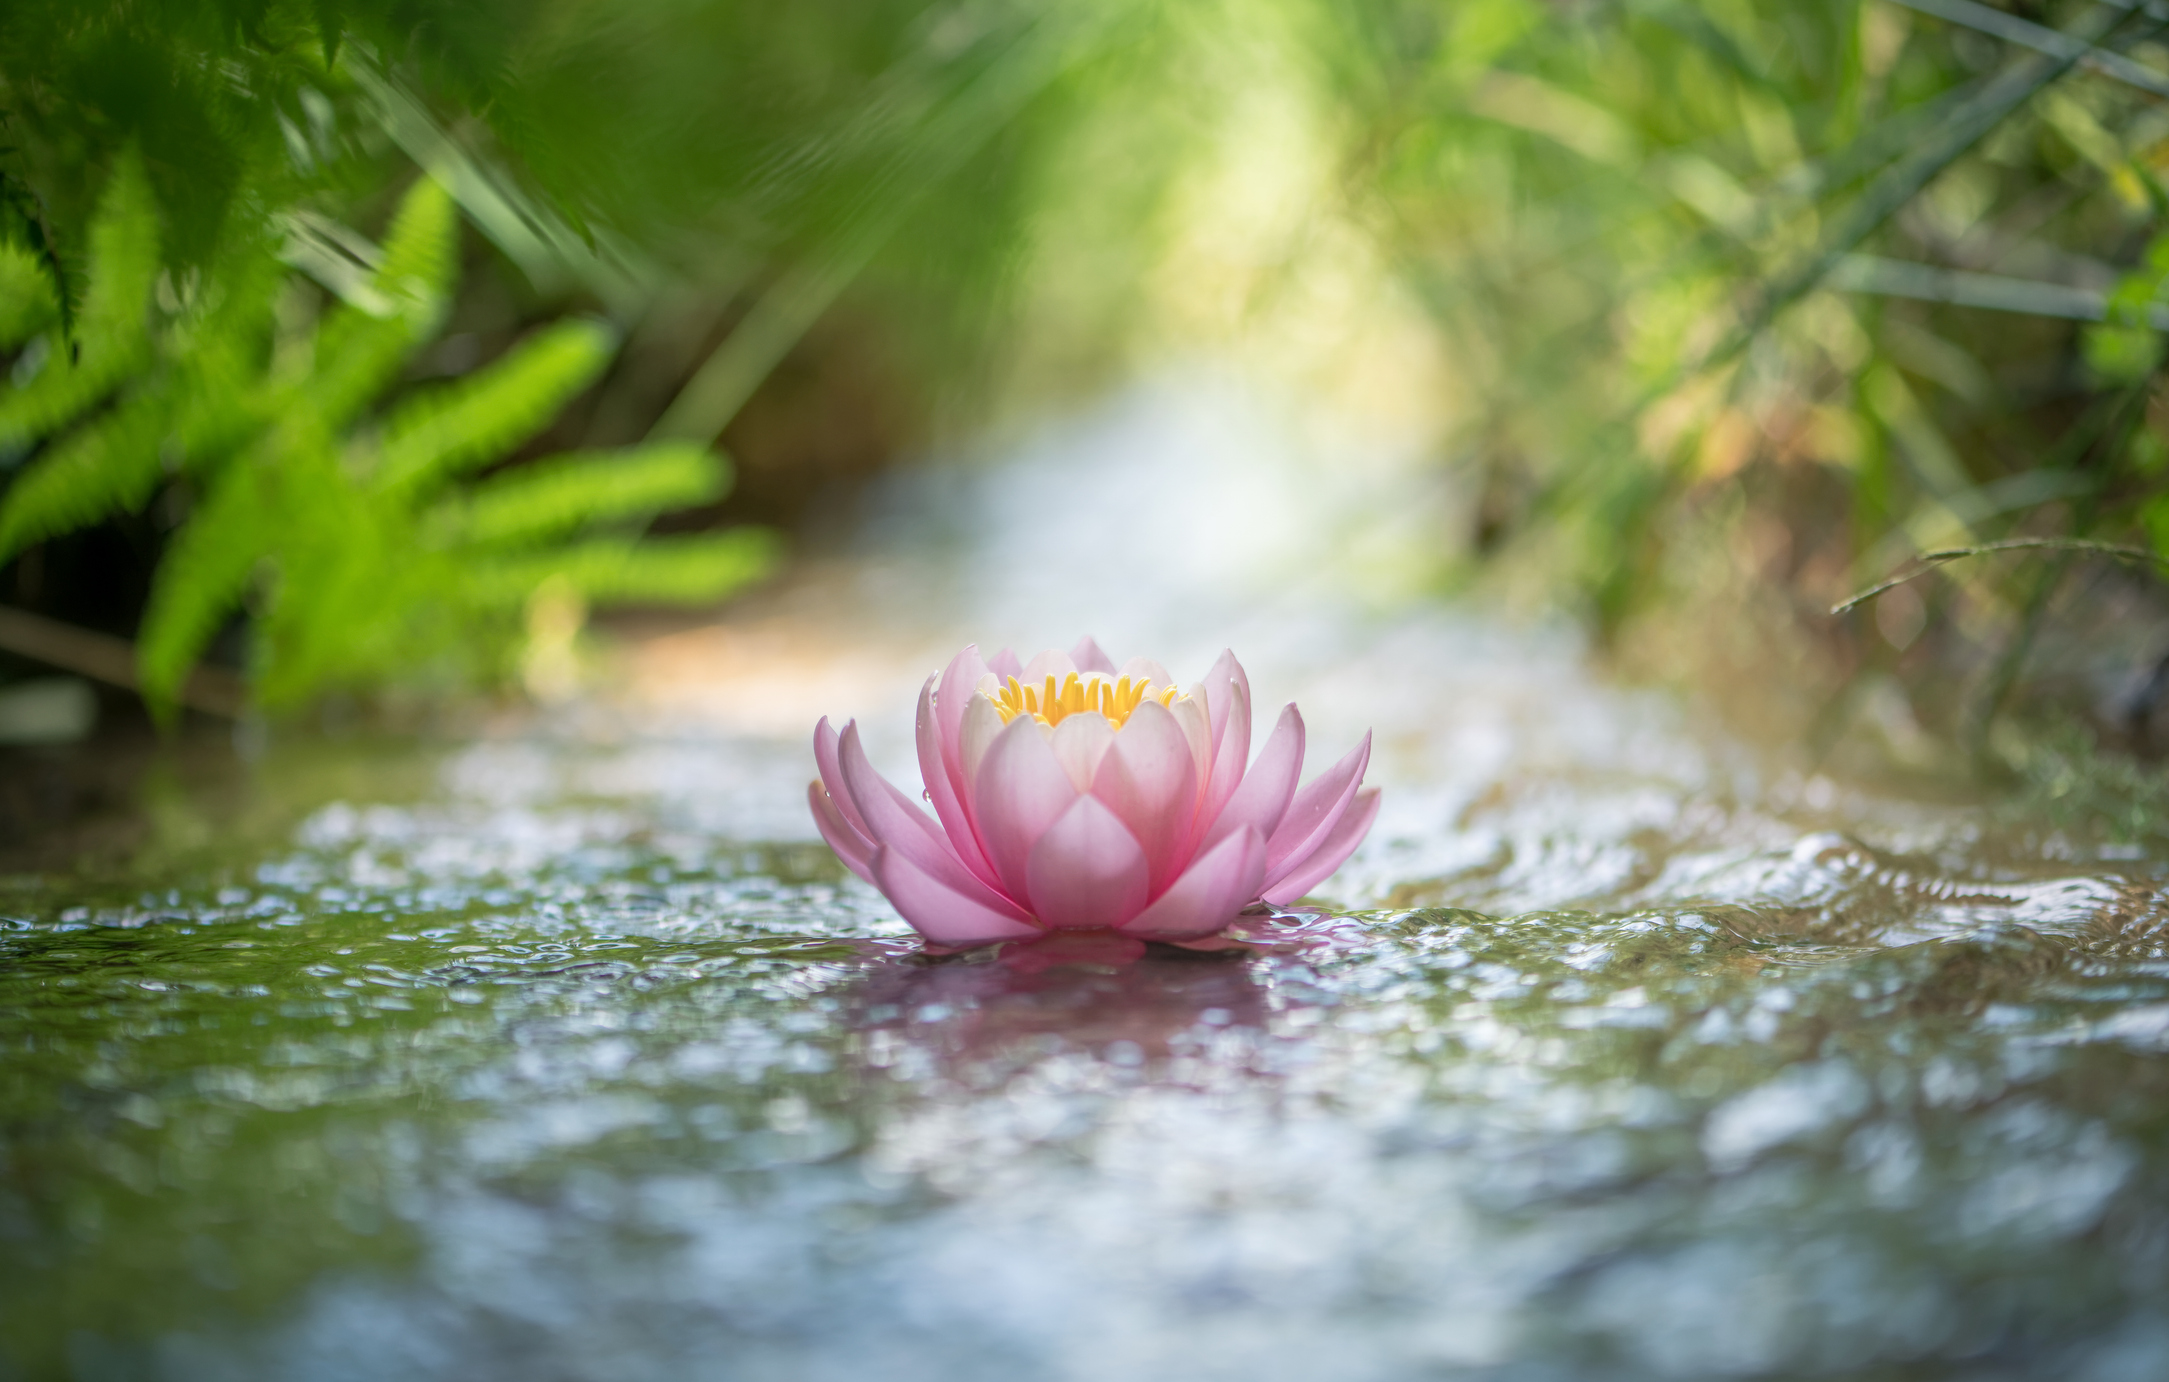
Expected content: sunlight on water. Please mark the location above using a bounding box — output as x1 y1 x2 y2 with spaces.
7 374 2169 1381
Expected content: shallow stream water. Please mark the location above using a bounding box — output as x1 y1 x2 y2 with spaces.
7 378 2169 1381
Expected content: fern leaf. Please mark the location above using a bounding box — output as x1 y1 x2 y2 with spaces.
0 153 159 448
137 453 283 720
468 528 780 607
311 177 459 429
453 442 730 547
0 243 60 349
374 318 615 497
0 387 176 564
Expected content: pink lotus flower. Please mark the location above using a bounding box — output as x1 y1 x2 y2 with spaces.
809 638 1379 948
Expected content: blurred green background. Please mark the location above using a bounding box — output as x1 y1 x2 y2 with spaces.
5 0 2169 774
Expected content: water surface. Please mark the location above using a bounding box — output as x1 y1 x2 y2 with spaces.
7 377 2168 1381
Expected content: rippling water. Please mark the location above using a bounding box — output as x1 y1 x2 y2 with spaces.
7 376 2169 1381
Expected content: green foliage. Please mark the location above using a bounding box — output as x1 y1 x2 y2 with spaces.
0 169 775 719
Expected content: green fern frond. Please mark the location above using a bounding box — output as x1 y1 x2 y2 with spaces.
374 318 616 496
454 442 729 546
136 455 283 719
0 154 160 448
472 529 781 606
0 244 60 349
310 178 458 428
0 390 176 564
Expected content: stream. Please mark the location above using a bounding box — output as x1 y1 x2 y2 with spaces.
6 374 2168 1381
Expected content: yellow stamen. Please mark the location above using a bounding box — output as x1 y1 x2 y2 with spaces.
990 669 1180 729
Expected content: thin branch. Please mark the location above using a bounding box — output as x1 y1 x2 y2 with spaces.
1830 537 2168 614
0 605 246 717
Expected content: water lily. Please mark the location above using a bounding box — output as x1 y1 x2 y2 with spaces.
810 638 1379 948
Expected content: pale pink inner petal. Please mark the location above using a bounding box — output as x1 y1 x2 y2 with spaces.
1117 655 1174 689
1199 649 1250 766
1206 697 1301 848
1168 693 1213 803
973 715 1081 903
1120 824 1268 939
873 846 1046 946
959 693 1003 785
1018 648 1078 686
1262 785 1381 905
808 782 877 885
814 717 873 839
987 647 1023 680
1070 636 1119 675
915 676 1001 889
1090 699 1199 894
1049 711 1116 791
1025 793 1151 929
1265 731 1373 876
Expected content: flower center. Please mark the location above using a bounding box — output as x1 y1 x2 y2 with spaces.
992 672 1176 730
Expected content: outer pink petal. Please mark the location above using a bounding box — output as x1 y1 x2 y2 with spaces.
809 781 877 884
973 715 1081 904
916 675 1001 890
1265 731 1372 877
1070 636 1118 675
1026 794 1151 929
934 645 990 780
1262 786 1380 905
1089 699 1198 894
1200 650 1252 783
1199 677 1251 826
1119 826 1268 940
1205 702 1304 849
814 717 873 839
839 721 1033 921
872 846 1047 947
988 647 1023 680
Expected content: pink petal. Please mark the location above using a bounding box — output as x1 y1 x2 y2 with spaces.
808 781 877 884
872 845 1046 947
1090 699 1198 893
988 647 1023 680
814 718 873 839
1265 731 1372 877
1117 655 1173 689
934 645 990 777
839 721 1032 921
1120 825 1268 940
916 676 1002 890
1199 676 1251 826
1200 649 1251 768
959 693 1003 786
973 715 1081 903
1049 711 1116 790
1205 702 1304 849
1070 636 1118 675
1262 785 1380 905
1019 648 1078 685
1025 793 1151 929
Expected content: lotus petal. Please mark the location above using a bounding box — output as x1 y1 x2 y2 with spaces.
1049 710 1116 791
1026 793 1151 929
1090 698 1198 892
974 714 1081 901
988 647 1024 681
915 676 1000 889
1071 636 1118 675
873 846 1046 946
1019 648 1078 685
839 721 1031 920
1122 825 1268 939
1263 786 1381 905
1206 702 1304 848
1266 731 1372 877
808 781 876 884
814 717 873 839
